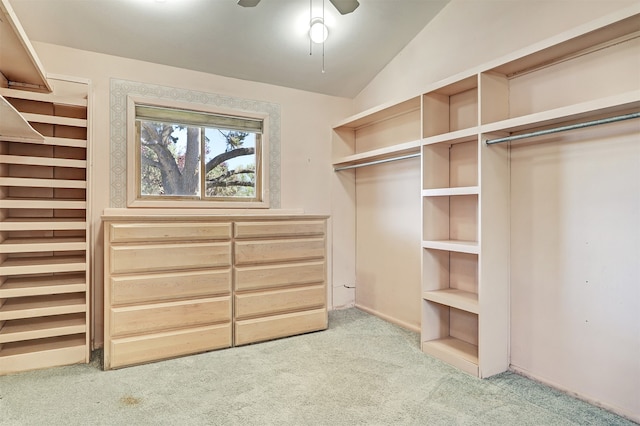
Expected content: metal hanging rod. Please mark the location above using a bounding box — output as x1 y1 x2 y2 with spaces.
334 153 420 171
486 112 640 145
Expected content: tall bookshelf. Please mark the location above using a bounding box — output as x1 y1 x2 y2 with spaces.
0 78 91 375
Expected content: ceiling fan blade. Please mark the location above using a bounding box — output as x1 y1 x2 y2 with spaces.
329 0 360 15
237 0 261 7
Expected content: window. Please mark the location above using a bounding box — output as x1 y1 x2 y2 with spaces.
128 100 269 208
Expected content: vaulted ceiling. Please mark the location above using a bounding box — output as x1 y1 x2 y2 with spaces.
9 0 449 98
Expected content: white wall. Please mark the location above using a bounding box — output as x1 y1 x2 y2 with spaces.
352 0 639 420
32 42 352 345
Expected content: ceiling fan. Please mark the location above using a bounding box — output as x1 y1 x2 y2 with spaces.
237 0 360 15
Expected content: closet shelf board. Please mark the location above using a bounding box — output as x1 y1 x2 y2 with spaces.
422 337 479 376
0 274 86 298
423 289 479 314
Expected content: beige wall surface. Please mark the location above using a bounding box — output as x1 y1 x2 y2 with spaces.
510 119 640 421
355 158 422 331
32 42 352 345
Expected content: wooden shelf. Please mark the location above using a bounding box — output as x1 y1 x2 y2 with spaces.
0 293 86 320
422 186 479 197
0 334 86 359
43 136 87 148
423 289 479 314
0 255 87 276
332 139 421 169
0 273 86 298
422 240 479 254
0 95 44 143
422 127 479 147
0 154 87 169
422 337 478 376
0 237 87 253
334 96 420 129
0 87 87 107
0 177 87 189
22 112 87 128
480 91 640 136
1 198 87 209
0 335 87 376
0 314 86 343
0 218 86 231
489 12 640 78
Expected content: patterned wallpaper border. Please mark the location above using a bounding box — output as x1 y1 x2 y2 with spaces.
109 78 281 208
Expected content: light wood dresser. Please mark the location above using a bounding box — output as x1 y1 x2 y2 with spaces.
103 214 328 369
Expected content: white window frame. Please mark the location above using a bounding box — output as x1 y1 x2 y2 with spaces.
126 95 270 209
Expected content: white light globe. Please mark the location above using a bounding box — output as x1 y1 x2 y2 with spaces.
309 20 328 44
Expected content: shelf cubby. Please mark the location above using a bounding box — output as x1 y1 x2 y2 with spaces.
332 96 421 168
423 76 478 138
479 21 639 132
423 194 477 242
0 334 87 375
422 249 478 310
422 138 478 190
422 302 479 376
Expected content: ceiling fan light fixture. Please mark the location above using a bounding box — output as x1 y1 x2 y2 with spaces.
329 0 359 15
237 0 261 7
309 18 328 44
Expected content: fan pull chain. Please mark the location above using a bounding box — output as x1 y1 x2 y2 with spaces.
309 0 313 56
322 0 325 73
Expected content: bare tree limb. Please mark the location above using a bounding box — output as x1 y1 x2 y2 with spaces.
206 180 255 187
205 147 255 173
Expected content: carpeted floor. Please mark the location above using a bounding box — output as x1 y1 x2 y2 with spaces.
0 308 636 425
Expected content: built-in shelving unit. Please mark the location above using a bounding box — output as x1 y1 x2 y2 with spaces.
332 96 421 169
333 6 639 378
0 78 90 375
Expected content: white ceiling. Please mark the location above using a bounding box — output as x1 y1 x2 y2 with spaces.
9 0 449 98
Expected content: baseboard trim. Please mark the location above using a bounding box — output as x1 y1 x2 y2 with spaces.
354 304 420 333
509 365 639 423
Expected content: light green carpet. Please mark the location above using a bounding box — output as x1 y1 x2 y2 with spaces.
0 308 635 425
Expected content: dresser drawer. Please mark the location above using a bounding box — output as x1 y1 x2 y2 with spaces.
108 323 231 369
234 238 325 266
110 242 231 274
110 296 231 336
235 308 327 346
234 220 324 239
109 222 231 242
110 269 231 305
235 284 325 319
235 261 325 292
